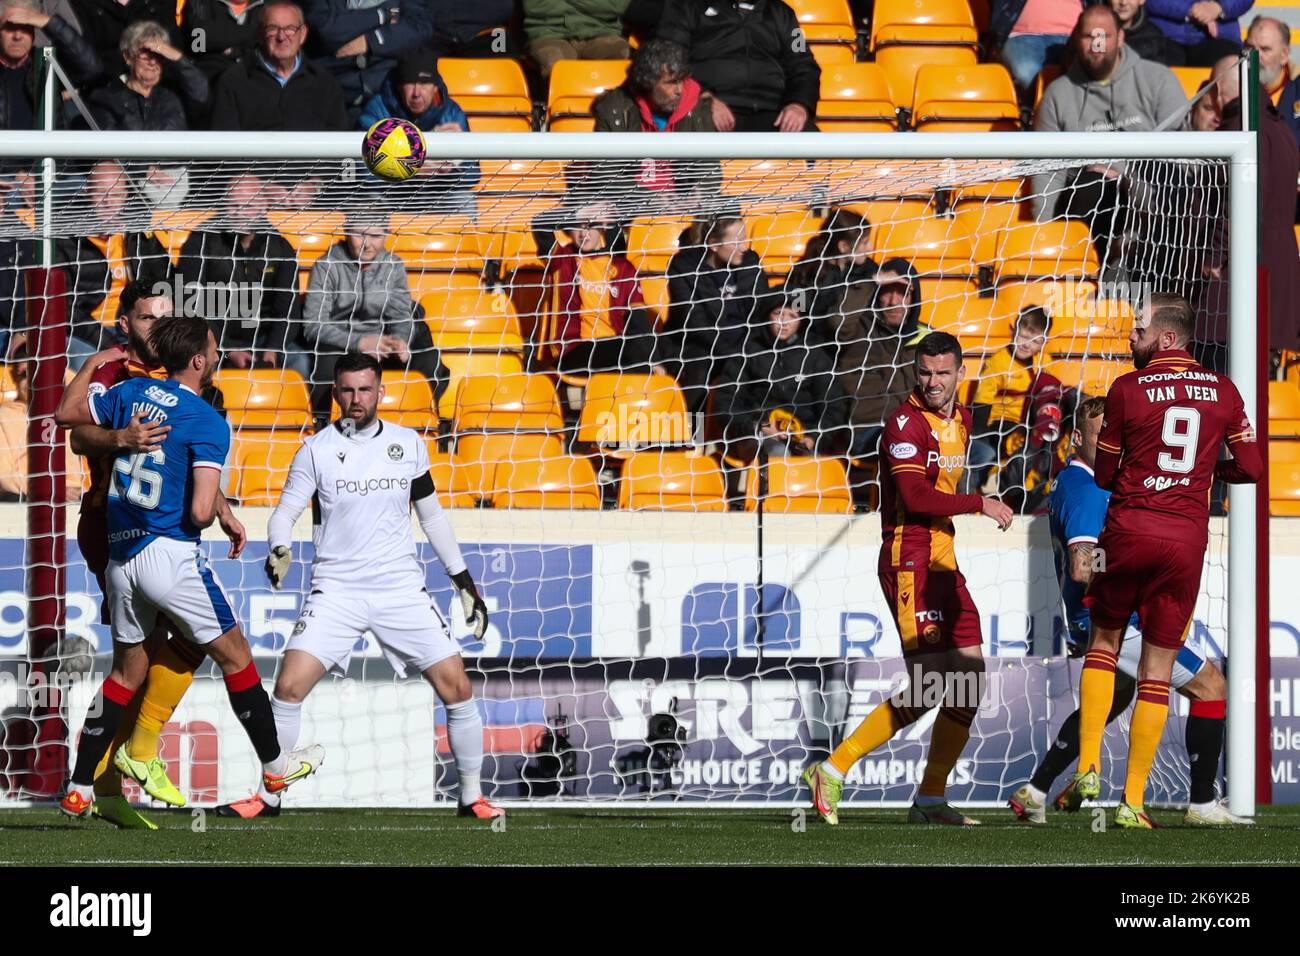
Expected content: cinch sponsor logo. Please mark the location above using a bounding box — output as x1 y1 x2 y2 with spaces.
927 451 965 470
334 477 409 496
49 886 151 936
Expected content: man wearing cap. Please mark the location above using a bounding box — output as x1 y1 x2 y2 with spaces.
303 0 434 126
357 48 480 216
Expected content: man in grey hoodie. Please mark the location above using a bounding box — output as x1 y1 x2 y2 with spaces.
1033 5 1187 265
301 210 448 416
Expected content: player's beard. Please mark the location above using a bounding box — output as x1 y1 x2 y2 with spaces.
127 328 157 367
1131 340 1158 369
343 404 377 432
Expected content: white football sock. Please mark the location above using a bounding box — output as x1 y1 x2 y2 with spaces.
820 761 845 781
1026 783 1047 804
445 699 483 804
256 696 302 806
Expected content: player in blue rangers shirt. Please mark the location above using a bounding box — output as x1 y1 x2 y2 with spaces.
54 314 323 820
1006 396 1248 827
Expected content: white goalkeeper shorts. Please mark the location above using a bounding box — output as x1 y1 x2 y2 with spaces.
105 537 238 646
286 589 459 678
1115 622 1207 690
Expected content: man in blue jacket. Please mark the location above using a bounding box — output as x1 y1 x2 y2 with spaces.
305 0 433 124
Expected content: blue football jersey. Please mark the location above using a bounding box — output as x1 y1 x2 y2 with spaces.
1047 458 1112 648
90 377 230 562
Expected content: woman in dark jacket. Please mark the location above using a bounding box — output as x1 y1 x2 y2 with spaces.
663 214 770 413
787 207 878 345
85 19 208 129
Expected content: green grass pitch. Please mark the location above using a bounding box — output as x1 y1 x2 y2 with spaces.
4 806 1300 866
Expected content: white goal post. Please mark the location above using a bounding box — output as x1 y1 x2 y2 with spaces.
0 124 1262 815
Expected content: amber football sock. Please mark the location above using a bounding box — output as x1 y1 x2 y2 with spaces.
1077 647 1118 776
1125 679 1171 808
826 699 925 776
918 706 976 798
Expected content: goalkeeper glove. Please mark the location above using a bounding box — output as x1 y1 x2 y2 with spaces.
451 569 488 640
265 545 291 590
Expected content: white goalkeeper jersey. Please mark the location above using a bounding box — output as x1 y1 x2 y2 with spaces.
269 418 433 595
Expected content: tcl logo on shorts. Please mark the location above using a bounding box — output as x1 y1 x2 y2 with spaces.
914 609 945 622
927 452 966 469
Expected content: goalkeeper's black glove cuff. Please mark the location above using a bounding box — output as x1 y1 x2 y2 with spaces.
450 569 476 594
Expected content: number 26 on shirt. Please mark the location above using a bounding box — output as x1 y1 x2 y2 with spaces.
109 450 167 509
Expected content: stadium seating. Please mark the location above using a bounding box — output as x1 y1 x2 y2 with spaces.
377 373 438 432
744 457 854 514
1269 381 1300 438
475 160 569 194
231 433 299 506
269 211 345 268
788 0 857 65
1172 66 1212 101
490 456 602 509
576 373 691 453
387 215 484 272
872 216 975 275
993 221 1099 312
1047 357 1131 396
454 373 564 433
721 160 827 209
870 0 979 105
640 274 671 325
745 210 826 274
842 198 935 228
214 370 313 431
876 45 978 112
817 62 898 131
419 289 525 352
925 296 1014 353
1048 298 1133 356
1271 442 1300 516
546 59 630 131
626 218 691 273
427 450 481 508
618 451 727 511
454 432 565 498
911 64 1019 132
437 58 534 132
439 352 526 419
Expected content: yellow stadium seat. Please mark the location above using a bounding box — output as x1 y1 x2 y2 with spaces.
841 198 935 228
214 370 313 431
439 352 526 419
619 451 727 511
996 279 1097 317
626 218 691 274
746 210 827 274
810 43 856 67
270 211 344 268
491 456 602 509
789 0 857 63
454 432 565 498
1271 451 1300 516
875 44 978 111
995 221 1099 284
817 62 898 131
911 63 1019 132
455 373 563 433
641 274 670 325
428 450 481 508
744 457 853 514
438 58 533 132
870 0 977 49
953 200 1023 264
720 160 827 205
1172 66 1212 100
1048 298 1132 356
1046 357 1132 395
476 160 569 194
232 432 300 506
576 373 691 453
407 271 485 299
924 295 1014 354
387 215 484 272
1272 438 1300 463
1269 381 1300 438
872 217 975 275
547 59 630 131
419 289 524 351
1034 63 1064 109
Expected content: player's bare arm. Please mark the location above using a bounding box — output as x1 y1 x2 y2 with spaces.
69 413 171 458
190 467 222 529
215 491 246 558
54 346 127 428
1068 541 1096 584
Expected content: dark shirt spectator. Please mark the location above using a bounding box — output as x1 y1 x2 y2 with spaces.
86 20 209 129
787 208 876 336
2 0 101 131
657 0 819 132
69 0 177 81
523 0 631 80
662 214 770 413
593 38 714 132
1145 0 1247 66
428 0 514 59
357 48 479 216
176 174 301 373
209 0 347 130
31 0 85 45
1247 16 1300 152
181 0 264 82
1110 0 1171 64
716 290 851 465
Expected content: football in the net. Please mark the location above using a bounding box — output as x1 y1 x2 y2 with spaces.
362 118 427 182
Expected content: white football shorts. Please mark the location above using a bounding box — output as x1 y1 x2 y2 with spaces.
105 537 238 645
286 589 459 678
1116 621 1207 690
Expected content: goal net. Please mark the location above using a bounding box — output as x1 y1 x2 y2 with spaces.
0 128 1259 811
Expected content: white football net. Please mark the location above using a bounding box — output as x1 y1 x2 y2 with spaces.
0 140 1237 807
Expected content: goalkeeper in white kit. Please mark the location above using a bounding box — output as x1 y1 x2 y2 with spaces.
217 352 503 820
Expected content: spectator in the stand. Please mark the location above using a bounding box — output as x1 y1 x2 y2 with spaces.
716 289 850 471
1109 0 1171 63
429 0 514 59
826 259 929 461
787 208 875 332
86 20 209 129
69 0 177 81
523 1 631 80
662 214 769 414
1186 77 1220 128
209 0 347 131
2 0 101 131
303 0 433 125
1247 16 1299 150
593 39 714 132
357 48 480 216
0 355 86 500
1034 5 1187 266
968 306 1062 505
531 207 663 377
989 0 1082 97
29 0 85 44
1146 0 1247 67
181 0 264 82
657 0 819 131
176 174 303 377
54 161 173 369
301 211 448 415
